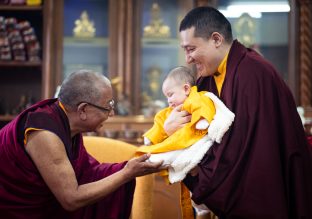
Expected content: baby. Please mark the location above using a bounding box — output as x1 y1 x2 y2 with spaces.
136 66 235 217
136 66 235 183
143 66 214 147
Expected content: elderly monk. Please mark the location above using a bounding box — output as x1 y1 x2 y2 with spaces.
0 69 165 219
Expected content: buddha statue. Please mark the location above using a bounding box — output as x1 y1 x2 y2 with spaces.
73 11 96 38
143 3 171 38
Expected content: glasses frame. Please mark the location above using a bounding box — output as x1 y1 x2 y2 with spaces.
78 99 114 113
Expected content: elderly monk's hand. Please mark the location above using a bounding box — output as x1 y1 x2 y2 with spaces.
124 154 168 178
164 104 191 136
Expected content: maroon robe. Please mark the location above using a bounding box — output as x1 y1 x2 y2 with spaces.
0 99 135 219
183 40 312 219
308 136 312 149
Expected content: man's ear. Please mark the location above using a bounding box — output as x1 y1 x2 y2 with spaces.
211 32 223 47
76 103 87 120
184 84 191 95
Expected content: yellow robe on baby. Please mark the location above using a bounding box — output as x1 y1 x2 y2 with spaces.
136 56 228 219
136 86 216 219
137 86 215 155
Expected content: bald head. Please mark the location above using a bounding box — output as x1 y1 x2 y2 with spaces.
58 69 111 109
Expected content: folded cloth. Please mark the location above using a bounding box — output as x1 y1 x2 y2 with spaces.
148 92 235 183
169 135 212 183
191 199 211 216
205 92 235 143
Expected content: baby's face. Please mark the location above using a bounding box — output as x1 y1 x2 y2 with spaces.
162 78 189 108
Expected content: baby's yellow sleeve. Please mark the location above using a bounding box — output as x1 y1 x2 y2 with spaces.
183 86 216 126
143 108 172 145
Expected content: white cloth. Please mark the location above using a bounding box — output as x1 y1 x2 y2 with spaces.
148 92 235 183
205 92 235 143
192 199 211 216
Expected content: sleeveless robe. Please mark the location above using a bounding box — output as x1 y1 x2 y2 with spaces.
0 99 135 219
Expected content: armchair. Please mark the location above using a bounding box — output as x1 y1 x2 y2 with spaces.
83 136 154 219
83 136 217 219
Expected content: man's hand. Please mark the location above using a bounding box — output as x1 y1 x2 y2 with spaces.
124 154 168 178
164 104 191 136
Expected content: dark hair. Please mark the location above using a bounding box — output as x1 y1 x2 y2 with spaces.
58 69 111 108
179 6 233 43
165 66 195 86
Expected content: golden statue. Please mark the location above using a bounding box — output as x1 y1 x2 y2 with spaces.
73 11 96 38
233 13 256 47
111 76 122 98
143 3 171 38
147 66 162 99
111 76 132 115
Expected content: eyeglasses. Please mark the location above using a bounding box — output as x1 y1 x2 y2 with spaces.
78 99 114 113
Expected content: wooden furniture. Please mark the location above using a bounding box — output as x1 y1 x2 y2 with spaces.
60 0 193 115
58 0 303 115
83 136 154 219
0 1 62 128
0 4 43 115
90 115 154 145
304 106 312 135
83 135 218 219
1 1 311 133
83 136 182 219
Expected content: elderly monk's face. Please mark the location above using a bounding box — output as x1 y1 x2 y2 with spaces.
86 86 115 132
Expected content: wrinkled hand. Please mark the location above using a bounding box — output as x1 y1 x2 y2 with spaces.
124 154 168 178
164 104 191 136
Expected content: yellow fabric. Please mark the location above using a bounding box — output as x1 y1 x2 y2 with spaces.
181 183 195 219
214 53 228 96
58 101 67 115
26 0 42 5
143 107 171 145
24 128 42 145
83 136 154 219
138 86 215 154
137 86 215 219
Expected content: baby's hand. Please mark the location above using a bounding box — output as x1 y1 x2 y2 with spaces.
164 104 191 135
